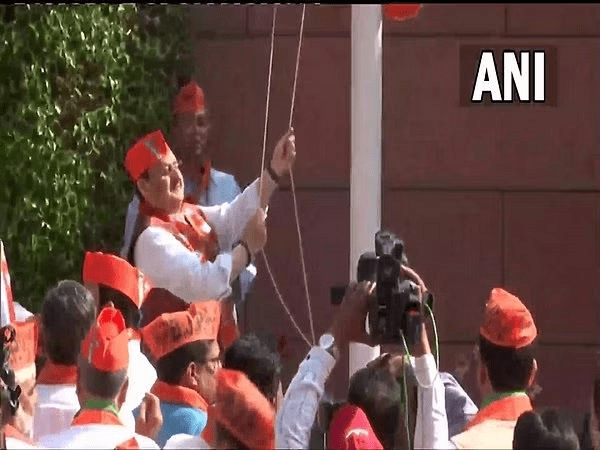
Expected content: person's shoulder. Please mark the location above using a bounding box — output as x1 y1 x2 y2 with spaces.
210 168 239 187
133 433 161 449
163 433 208 449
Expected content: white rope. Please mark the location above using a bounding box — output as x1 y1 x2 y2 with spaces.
258 5 277 201
286 4 316 345
259 4 312 348
261 249 312 348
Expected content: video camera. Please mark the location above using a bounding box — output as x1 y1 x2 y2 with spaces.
331 230 432 347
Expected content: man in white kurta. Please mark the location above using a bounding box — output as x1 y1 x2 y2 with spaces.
120 81 256 308
38 307 160 449
122 126 295 351
33 280 96 440
82 251 157 429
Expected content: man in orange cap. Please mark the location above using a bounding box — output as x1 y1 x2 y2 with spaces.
163 332 283 449
122 125 295 351
121 80 257 313
164 368 275 450
82 251 157 430
33 280 96 440
417 287 539 449
38 306 162 449
140 301 222 447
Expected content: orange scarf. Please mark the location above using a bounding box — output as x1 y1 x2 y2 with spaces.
150 380 209 412
37 361 78 385
184 159 212 204
464 393 532 431
71 408 123 426
139 201 219 263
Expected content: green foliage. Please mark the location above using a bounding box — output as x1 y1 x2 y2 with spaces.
0 4 193 311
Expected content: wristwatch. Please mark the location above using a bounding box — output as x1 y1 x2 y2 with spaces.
233 240 252 267
319 333 339 360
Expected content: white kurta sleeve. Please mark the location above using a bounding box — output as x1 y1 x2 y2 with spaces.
200 179 260 252
276 347 336 450
413 354 456 449
135 227 233 302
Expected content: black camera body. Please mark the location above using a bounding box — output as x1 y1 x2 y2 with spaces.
331 230 424 347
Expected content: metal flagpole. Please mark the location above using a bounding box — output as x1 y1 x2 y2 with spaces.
349 4 382 378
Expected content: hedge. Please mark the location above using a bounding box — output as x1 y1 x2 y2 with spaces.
0 4 193 312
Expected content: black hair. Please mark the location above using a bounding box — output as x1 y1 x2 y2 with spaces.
479 335 536 392
97 285 140 330
41 280 96 365
513 409 580 450
223 333 282 403
154 340 212 384
347 366 402 450
78 358 127 400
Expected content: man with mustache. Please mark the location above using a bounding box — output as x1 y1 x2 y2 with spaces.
122 126 295 349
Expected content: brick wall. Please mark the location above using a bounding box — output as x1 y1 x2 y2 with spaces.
188 4 600 421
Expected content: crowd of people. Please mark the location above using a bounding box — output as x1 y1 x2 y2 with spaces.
0 79 596 450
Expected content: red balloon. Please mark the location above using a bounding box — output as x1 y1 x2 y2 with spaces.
383 4 423 22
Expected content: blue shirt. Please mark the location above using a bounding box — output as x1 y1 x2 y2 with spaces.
134 401 207 448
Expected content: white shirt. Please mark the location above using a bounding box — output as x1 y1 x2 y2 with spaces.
122 339 157 420
276 346 336 449
6 436 42 449
33 384 79 441
38 424 159 449
133 179 260 302
413 353 453 449
163 433 211 449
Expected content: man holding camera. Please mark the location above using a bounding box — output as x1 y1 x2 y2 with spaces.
277 259 437 450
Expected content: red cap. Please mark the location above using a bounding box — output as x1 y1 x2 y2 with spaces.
383 4 422 22
172 81 206 115
124 130 175 182
80 306 129 372
141 301 221 361
480 288 537 349
208 369 275 450
83 252 151 308
328 404 383 450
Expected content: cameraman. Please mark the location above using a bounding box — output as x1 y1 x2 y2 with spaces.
276 281 375 449
277 266 436 450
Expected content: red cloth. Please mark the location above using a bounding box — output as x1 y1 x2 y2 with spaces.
328 404 383 450
83 252 151 308
71 408 123 426
183 159 212 205
9 317 38 372
139 201 219 263
37 361 77 385
172 81 206 115
124 129 175 182
464 394 533 431
141 301 221 361
480 288 537 349
80 307 129 372
151 380 209 411
383 4 422 22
